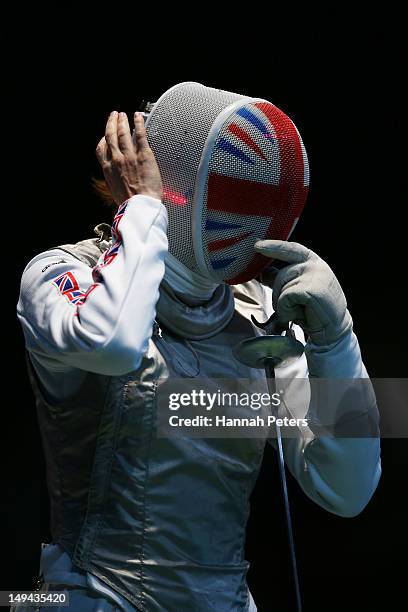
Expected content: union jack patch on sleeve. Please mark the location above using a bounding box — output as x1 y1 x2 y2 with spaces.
52 271 86 306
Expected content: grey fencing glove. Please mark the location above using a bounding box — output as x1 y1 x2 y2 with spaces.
254 239 353 346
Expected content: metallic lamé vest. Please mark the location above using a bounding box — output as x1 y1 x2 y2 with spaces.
27 236 270 611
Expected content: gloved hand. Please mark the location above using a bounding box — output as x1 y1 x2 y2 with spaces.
254 239 353 346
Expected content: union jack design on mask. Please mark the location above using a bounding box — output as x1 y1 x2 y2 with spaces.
201 102 309 283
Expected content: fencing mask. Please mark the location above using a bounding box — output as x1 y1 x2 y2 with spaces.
145 82 309 285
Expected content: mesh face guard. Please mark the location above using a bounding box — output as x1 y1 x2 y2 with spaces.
145 82 309 284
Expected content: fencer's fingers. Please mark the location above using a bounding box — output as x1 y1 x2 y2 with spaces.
133 112 149 152
254 239 312 264
96 137 108 165
105 111 121 155
259 267 280 288
272 264 305 312
275 290 306 325
117 112 134 154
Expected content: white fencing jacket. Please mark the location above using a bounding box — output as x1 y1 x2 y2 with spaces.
17 194 381 610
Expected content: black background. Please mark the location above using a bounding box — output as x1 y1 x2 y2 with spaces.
5 16 406 611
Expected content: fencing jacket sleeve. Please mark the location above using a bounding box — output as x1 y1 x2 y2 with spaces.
17 195 168 377
262 284 382 518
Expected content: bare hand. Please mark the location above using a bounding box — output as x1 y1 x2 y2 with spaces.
96 111 163 206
